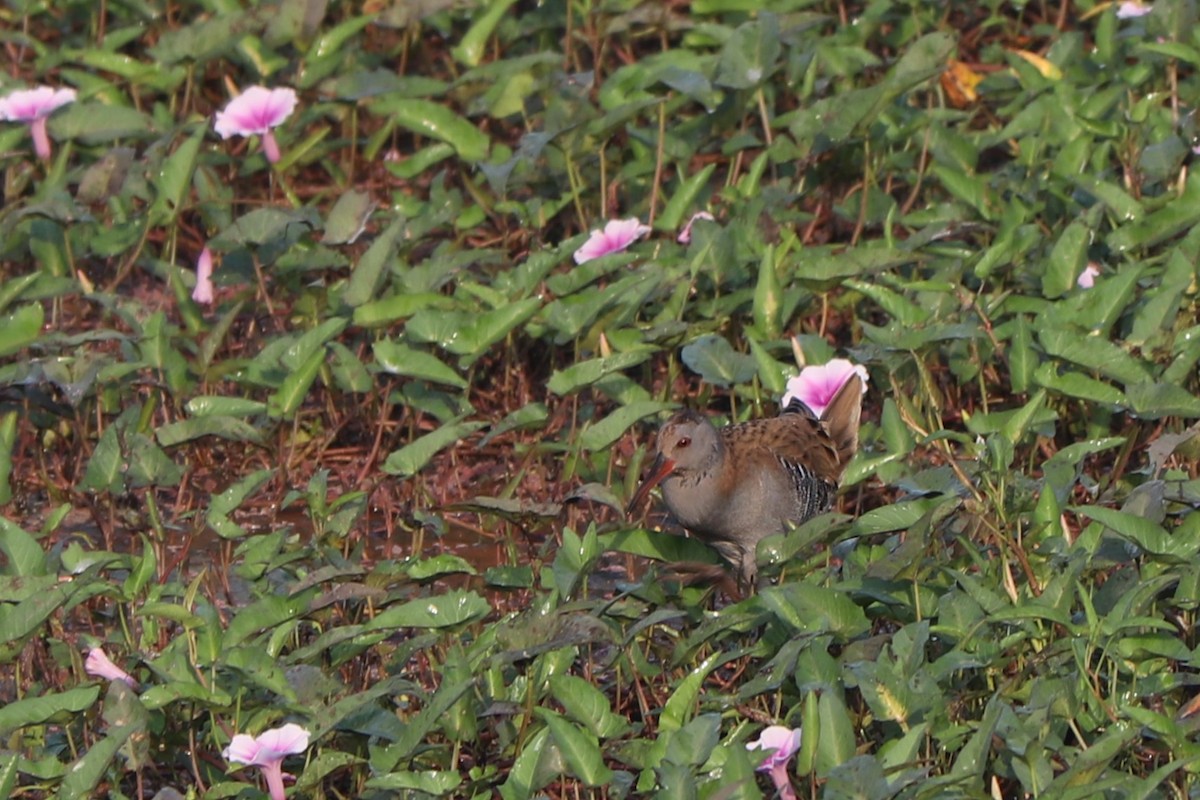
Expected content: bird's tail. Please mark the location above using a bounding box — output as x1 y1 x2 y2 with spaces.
820 374 862 469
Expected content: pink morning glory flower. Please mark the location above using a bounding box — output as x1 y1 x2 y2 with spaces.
214 86 298 164
747 725 802 800
85 647 137 689
193 247 215 305
224 723 310 800
1077 263 1100 289
573 218 651 264
1116 1 1152 18
677 211 715 244
781 359 869 417
0 86 76 161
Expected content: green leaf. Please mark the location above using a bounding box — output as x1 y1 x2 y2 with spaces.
155 415 265 446
364 771 464 793
549 675 630 739
206 469 275 539
56 724 137 799
1124 382 1200 418
1043 221 1089 299
661 651 724 732
0 412 15 506
799 247 919 282
579 402 675 451
1038 326 1151 386
322 189 376 245
452 0 520 66
0 753 17 799
268 346 326 419
0 580 106 659
0 272 40 314
342 217 405 307
148 11 256 63
406 297 541 364
456 297 542 364
352 292 456 326
714 12 780 89
0 520 45 575
1074 262 1143 335
658 165 717 231
547 352 652 396
375 97 490 162
1007 315 1035 394
365 590 490 630
224 594 312 648
50 103 153 143
0 303 43 358
0 686 100 735
373 341 466 388
80 424 123 494
535 709 614 787
753 244 783 338
186 397 269 417
1002 389 1046 446
405 554 477 580
149 125 204 226
950 696 1003 779
601 528 718 565
760 582 870 637
1079 505 1194 561
884 32 956 89
817 691 859 778
851 497 955 535
1066 173 1143 221
680 334 756 387
1035 364 1125 406
210 207 320 248
1107 172 1200 253
499 726 556 799
382 420 485 477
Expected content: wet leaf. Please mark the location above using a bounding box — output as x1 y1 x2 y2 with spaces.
373 341 466 388
375 97 490 162
714 12 780 89
366 590 490 630
1124 382 1200 418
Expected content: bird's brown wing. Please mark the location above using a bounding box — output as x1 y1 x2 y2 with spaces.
721 411 845 485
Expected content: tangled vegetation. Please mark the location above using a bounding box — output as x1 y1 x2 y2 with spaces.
1 0 1199 798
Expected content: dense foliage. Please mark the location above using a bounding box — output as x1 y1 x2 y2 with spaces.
1 0 1199 797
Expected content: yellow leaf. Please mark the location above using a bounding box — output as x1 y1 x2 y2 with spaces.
941 59 984 106
1011 49 1063 80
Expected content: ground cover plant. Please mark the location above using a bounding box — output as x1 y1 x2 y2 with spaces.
1 0 1199 797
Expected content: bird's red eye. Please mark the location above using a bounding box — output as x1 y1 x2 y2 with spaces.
676 436 691 449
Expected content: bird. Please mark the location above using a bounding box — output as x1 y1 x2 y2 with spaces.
627 375 863 590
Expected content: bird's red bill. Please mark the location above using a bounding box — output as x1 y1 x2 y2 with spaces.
626 457 677 516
